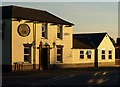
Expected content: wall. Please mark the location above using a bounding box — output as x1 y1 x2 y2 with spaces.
97 34 115 67
72 49 95 67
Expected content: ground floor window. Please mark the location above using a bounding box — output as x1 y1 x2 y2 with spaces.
102 50 105 59
87 51 91 59
80 51 84 59
108 50 112 59
57 47 63 62
24 47 31 63
87 55 91 59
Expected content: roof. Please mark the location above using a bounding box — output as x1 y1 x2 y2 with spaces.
2 5 74 25
73 36 94 49
73 32 107 49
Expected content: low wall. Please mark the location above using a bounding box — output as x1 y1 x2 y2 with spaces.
98 62 115 67
50 63 94 69
115 59 120 65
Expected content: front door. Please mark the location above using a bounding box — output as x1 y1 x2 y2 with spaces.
39 46 50 70
42 48 48 70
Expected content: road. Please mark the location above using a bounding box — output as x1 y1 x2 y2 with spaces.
2 68 120 86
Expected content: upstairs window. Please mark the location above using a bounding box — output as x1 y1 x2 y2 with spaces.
80 51 84 59
42 23 47 38
109 50 112 59
102 50 105 59
57 25 62 39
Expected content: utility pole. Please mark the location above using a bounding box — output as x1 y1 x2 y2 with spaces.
33 21 36 69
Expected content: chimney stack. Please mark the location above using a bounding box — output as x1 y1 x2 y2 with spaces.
117 38 120 45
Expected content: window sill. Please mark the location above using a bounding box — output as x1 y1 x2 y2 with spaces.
56 61 63 63
41 37 48 39
80 58 84 59
24 62 31 64
56 38 63 40
87 58 91 59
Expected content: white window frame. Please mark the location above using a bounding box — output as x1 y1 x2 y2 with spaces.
102 50 105 60
108 50 112 60
57 47 63 63
80 51 84 59
24 47 31 63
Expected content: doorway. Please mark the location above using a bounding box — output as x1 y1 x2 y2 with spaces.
42 48 48 70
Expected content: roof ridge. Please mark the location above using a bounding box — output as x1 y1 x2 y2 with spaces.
73 32 107 35
2 5 74 25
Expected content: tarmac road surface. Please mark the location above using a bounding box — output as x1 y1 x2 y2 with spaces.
2 68 120 86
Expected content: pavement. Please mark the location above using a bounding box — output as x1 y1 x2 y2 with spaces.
1 67 120 87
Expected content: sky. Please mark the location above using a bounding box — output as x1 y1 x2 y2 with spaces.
1 2 118 40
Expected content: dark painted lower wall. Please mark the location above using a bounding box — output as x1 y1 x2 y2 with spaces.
50 63 94 69
115 59 120 65
3 64 40 72
98 62 115 67
2 62 116 72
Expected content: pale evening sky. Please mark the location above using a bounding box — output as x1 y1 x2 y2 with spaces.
2 2 118 40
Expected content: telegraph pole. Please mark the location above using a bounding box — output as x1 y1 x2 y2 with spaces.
33 21 36 69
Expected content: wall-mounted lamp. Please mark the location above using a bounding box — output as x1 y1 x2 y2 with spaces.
52 42 56 48
40 41 42 45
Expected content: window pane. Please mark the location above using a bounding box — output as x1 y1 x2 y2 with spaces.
80 55 84 59
57 26 60 33
57 33 60 38
87 55 91 59
42 32 45 37
42 25 45 32
42 24 47 38
109 55 112 59
57 49 61 54
57 56 62 62
102 55 105 59
87 51 91 54
80 51 84 54
57 47 62 62
24 48 30 54
24 47 31 63
109 51 112 54
102 50 105 54
57 25 62 39
24 55 30 62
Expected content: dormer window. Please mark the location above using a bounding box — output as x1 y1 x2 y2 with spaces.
42 23 47 38
57 25 62 39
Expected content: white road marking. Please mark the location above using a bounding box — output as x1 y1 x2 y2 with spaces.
97 79 109 84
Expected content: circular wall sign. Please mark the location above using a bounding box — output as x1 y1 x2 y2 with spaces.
18 24 30 37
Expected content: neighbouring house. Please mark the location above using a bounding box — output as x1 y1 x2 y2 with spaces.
114 38 120 66
72 36 95 67
73 33 115 67
2 5 74 72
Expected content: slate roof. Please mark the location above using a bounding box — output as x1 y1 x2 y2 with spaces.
73 32 107 49
2 5 74 25
73 36 94 49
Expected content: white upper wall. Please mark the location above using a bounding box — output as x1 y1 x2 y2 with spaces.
12 18 73 65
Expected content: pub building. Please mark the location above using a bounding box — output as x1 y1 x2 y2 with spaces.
2 5 74 72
